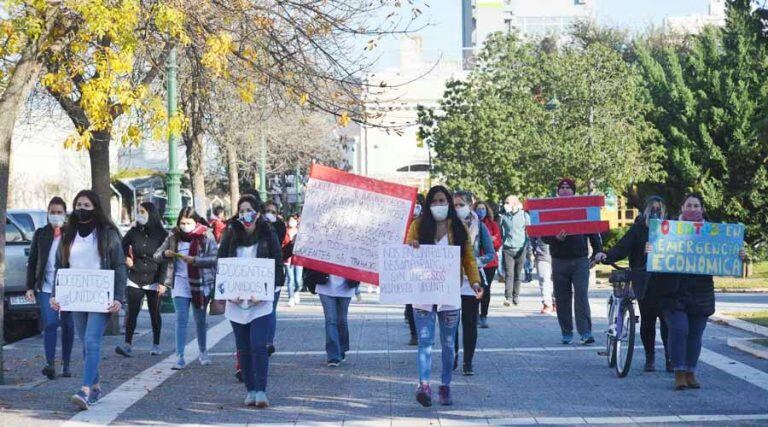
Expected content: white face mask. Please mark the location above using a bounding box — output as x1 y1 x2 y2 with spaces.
456 206 471 220
430 205 449 221
136 214 148 225
48 214 66 228
264 213 277 223
288 220 298 228
179 223 196 233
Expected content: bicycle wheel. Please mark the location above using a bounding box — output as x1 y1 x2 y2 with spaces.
605 295 616 368
613 301 636 378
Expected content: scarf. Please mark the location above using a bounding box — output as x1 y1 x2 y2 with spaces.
178 223 208 309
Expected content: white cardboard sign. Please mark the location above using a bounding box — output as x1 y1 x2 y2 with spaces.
378 244 461 307
214 257 275 301
56 269 114 313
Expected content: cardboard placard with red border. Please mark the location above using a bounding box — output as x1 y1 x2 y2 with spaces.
291 164 418 284
524 195 610 237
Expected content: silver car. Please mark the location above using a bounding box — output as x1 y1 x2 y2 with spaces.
3 212 41 341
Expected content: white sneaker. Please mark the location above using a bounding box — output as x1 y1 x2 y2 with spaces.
171 357 185 370
198 352 212 366
288 299 295 307
293 293 301 304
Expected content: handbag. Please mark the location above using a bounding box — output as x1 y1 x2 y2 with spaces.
208 286 226 316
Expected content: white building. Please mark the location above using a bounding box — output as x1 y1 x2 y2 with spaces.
358 36 467 191
663 0 726 34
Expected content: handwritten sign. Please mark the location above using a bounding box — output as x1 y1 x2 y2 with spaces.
647 219 744 277
215 258 275 301
378 244 461 306
56 269 114 313
292 164 418 284
525 195 610 237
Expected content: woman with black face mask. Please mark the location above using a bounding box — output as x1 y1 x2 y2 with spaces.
593 196 671 372
50 190 127 410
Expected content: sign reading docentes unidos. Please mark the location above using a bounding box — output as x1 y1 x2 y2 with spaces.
292 164 418 285
56 269 114 313
646 219 745 277
378 244 461 306
215 258 275 301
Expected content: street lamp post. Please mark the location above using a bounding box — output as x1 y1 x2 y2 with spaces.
164 48 182 225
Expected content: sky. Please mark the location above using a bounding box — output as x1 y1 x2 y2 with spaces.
367 0 710 71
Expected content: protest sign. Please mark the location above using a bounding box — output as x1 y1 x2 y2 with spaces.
292 164 418 284
56 269 114 313
214 257 275 301
525 195 610 237
378 244 461 306
646 219 745 277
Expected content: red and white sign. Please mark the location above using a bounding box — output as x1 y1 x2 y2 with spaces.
524 195 609 237
291 164 418 284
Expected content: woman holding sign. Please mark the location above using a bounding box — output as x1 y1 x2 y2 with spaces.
646 193 745 390
154 208 218 370
407 185 483 407
51 190 127 410
213 195 284 407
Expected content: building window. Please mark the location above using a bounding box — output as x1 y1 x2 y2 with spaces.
396 164 430 172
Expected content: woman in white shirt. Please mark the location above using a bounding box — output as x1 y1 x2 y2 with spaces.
210 195 283 408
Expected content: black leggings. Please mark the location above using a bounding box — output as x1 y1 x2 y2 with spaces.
638 297 669 359
125 286 162 345
405 304 417 337
455 295 480 365
480 267 496 317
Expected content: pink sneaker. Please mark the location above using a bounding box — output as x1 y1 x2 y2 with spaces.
438 385 453 406
415 383 432 407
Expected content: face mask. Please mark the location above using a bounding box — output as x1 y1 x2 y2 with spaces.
648 207 662 219
264 213 277 223
476 208 487 220
413 204 422 217
239 211 257 226
288 220 298 228
179 223 196 234
681 210 703 222
430 205 449 221
136 214 148 225
504 204 519 213
456 206 471 220
74 208 94 222
48 214 66 228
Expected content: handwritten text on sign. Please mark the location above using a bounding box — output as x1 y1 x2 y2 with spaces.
215 257 275 301
56 269 114 312
378 244 461 306
647 219 744 277
293 175 414 283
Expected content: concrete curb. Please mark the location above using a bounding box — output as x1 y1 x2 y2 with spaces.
715 288 768 294
712 312 768 338
727 338 768 360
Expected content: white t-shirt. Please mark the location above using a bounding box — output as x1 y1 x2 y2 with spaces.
414 234 460 312
69 232 101 270
316 274 356 298
225 244 273 324
42 235 61 294
171 241 210 299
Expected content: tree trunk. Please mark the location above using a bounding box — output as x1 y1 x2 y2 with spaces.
226 142 240 209
185 132 207 216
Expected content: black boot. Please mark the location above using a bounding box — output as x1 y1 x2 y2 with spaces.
644 351 656 372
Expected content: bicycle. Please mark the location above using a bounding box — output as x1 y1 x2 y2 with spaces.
602 263 636 378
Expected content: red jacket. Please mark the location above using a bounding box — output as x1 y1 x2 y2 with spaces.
210 218 226 243
481 216 502 268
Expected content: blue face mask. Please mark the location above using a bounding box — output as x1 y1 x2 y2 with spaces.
476 208 487 220
239 211 257 226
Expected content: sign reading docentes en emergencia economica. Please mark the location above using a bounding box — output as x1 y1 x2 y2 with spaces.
646 219 745 277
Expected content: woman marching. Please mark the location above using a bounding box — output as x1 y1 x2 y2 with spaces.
50 190 127 410
154 207 218 370
25 196 74 379
453 191 495 375
116 202 169 358
214 194 283 407
473 199 502 328
407 185 483 407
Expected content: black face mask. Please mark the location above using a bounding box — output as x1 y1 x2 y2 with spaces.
649 207 662 219
74 208 95 223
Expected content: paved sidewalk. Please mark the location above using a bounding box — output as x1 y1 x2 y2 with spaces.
2 281 768 426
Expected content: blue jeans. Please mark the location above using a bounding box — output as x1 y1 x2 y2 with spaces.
231 316 270 392
413 307 460 386
663 307 708 372
267 289 281 344
174 297 207 359
285 264 303 298
72 312 109 388
38 292 74 367
319 294 351 362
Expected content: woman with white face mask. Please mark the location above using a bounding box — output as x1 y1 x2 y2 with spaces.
154 207 218 370
25 197 74 380
116 202 169 358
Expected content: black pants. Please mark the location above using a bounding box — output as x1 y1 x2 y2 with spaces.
638 297 669 360
502 247 525 299
125 286 162 345
405 304 417 338
455 295 480 365
480 267 497 317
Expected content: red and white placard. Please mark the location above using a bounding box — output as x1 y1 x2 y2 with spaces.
524 195 610 237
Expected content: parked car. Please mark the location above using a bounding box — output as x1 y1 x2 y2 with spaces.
3 215 38 343
7 209 48 235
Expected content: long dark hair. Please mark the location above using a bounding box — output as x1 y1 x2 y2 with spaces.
139 202 166 237
61 190 118 265
226 194 269 247
173 206 208 236
417 185 468 248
